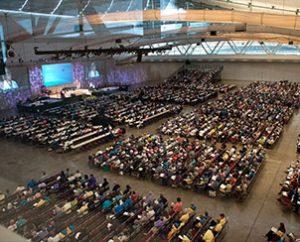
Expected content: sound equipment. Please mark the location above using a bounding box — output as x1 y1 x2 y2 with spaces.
91 114 115 128
210 31 217 36
119 85 129 91
137 52 142 62
185 60 191 65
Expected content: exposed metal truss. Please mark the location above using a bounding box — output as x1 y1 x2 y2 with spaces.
145 40 300 56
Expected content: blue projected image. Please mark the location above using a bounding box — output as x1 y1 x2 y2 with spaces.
42 63 73 87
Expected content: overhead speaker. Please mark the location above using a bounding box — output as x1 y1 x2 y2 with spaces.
115 39 122 44
185 59 191 65
136 52 142 62
235 24 246 32
235 29 246 33
210 31 217 36
0 58 5 75
289 41 294 45
7 45 16 58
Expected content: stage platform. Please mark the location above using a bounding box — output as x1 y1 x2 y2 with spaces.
92 86 128 96
18 98 63 112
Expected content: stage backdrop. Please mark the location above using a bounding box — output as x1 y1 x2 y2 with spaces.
28 60 149 94
0 60 151 110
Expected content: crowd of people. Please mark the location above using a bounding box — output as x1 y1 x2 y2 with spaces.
43 97 112 122
43 94 182 128
89 134 265 199
132 69 222 105
104 96 182 128
159 81 300 148
0 170 227 242
278 157 300 213
0 116 123 152
41 68 223 129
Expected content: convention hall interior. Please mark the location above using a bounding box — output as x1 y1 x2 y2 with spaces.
0 0 300 242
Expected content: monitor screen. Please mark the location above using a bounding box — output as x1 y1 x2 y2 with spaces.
42 63 73 87
0 66 29 93
85 61 101 79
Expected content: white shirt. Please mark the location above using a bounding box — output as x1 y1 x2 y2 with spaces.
2 80 18 91
88 70 100 78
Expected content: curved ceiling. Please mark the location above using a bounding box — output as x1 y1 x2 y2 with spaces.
197 0 300 15
1 0 300 59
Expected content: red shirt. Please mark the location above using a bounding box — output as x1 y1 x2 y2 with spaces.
173 202 183 213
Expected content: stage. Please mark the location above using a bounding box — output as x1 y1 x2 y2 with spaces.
18 98 64 112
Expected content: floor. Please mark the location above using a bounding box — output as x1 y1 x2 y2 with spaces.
0 79 299 242
0 225 28 242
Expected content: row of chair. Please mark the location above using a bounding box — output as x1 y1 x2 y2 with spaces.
278 158 300 213
0 171 227 242
297 135 300 153
0 116 122 152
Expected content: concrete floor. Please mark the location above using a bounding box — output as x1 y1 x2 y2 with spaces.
0 80 300 242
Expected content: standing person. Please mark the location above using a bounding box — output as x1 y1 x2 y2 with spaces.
88 62 100 78
88 174 97 189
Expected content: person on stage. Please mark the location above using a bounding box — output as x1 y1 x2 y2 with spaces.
1 68 19 91
87 62 100 78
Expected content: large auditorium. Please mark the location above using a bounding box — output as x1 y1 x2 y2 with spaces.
0 0 300 242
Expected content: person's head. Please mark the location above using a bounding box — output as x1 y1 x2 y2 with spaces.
176 197 181 203
91 62 96 71
220 213 225 219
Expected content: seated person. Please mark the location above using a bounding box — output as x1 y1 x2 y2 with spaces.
208 213 227 235
102 198 113 211
201 229 215 242
172 197 183 213
0 191 5 202
265 223 286 241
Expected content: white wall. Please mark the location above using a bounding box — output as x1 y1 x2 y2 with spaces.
216 62 300 82
139 61 300 83
146 62 183 81
116 62 184 82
